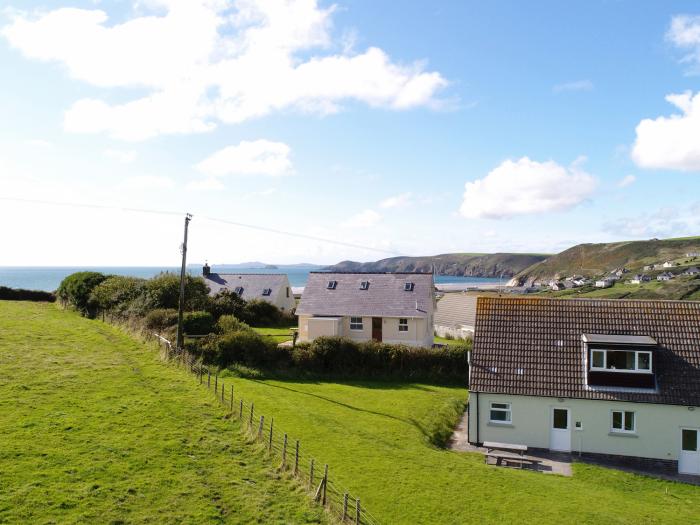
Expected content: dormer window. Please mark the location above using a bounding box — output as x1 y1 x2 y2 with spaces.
234 286 244 295
404 282 414 291
360 281 370 290
262 288 272 296
590 349 652 374
582 333 657 389
326 280 337 290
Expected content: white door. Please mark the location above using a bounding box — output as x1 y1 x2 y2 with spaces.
679 428 700 475
550 407 571 452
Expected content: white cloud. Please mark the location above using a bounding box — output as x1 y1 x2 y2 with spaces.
617 174 636 188
3 1 447 141
552 79 593 93
185 177 225 191
341 209 382 228
603 204 700 239
120 174 175 190
104 148 136 164
631 91 700 171
667 15 700 73
196 139 292 177
460 157 597 219
379 192 412 209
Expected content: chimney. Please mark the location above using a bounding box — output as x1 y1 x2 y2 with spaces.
203 261 211 277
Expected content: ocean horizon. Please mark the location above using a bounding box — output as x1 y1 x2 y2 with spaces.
0 266 502 292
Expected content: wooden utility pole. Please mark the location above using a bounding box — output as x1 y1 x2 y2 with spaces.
176 213 192 351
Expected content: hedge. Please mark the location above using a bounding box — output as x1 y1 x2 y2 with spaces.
0 286 56 302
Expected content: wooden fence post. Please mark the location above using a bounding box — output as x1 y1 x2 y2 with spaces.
322 464 328 506
221 382 225 403
249 402 254 429
309 458 314 488
268 418 274 451
343 493 348 522
258 415 264 441
214 373 218 393
199 366 203 384
239 399 243 419
282 434 288 468
207 370 211 388
230 385 234 412
355 499 361 525
294 440 299 475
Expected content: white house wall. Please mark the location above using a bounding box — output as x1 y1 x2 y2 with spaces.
468 393 700 461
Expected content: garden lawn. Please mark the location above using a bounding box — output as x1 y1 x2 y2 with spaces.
252 326 295 344
433 335 466 346
0 301 326 525
219 375 700 524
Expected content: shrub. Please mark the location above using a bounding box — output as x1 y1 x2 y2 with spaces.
57 272 108 316
207 289 246 320
183 311 214 335
204 330 279 367
240 298 283 326
142 273 209 311
0 287 55 302
144 308 179 331
215 314 251 334
89 276 145 314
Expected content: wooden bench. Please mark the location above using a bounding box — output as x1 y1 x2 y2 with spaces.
483 441 541 470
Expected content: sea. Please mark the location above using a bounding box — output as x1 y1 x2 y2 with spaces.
0 266 501 292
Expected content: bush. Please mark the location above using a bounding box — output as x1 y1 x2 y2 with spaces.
57 272 108 316
144 308 179 331
203 330 279 367
207 289 246 320
183 311 214 335
89 276 145 314
215 314 251 334
0 286 55 302
142 273 209 311
240 298 283 326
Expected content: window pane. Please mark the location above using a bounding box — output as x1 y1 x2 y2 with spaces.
492 403 508 409
607 351 635 370
638 352 651 370
592 350 605 368
490 410 508 422
553 409 568 429
612 411 622 429
624 412 635 431
682 429 698 451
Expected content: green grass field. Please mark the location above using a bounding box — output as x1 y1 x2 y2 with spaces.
0 301 326 524
433 335 467 346
252 326 295 344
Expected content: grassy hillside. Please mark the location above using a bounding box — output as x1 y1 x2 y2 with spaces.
325 252 549 278
221 374 700 524
0 301 325 524
514 237 700 284
538 275 700 301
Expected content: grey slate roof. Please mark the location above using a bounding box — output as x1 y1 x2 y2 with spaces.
470 296 700 406
434 293 478 328
204 273 290 301
296 272 434 318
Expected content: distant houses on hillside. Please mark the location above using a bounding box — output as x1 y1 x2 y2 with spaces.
630 274 650 284
295 272 435 347
657 272 675 282
202 264 296 312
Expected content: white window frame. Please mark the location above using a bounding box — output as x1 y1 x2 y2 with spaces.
398 318 408 332
610 410 636 433
489 402 512 424
349 317 363 331
589 348 653 374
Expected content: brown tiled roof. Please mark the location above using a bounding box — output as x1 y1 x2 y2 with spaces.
470 297 700 406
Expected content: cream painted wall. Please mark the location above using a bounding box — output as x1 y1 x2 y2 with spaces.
273 284 296 312
297 315 432 347
468 393 700 462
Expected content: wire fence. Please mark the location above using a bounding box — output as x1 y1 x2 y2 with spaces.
150 332 381 525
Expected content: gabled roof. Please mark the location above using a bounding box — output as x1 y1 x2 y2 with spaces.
204 273 290 301
434 293 478 328
296 272 434 318
470 297 700 405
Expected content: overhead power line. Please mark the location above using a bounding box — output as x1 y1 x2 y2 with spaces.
0 196 404 256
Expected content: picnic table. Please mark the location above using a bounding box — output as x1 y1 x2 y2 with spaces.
483 441 541 470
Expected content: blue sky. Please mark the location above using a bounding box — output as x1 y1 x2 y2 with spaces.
1 0 700 266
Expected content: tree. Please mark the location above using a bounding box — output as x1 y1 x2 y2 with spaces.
57 272 108 316
207 289 246 319
142 272 209 311
89 276 145 314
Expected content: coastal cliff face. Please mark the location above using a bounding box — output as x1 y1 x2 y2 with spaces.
324 253 549 278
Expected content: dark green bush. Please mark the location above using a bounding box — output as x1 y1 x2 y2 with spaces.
204 330 279 367
57 272 108 316
207 289 246 320
0 287 55 302
183 311 214 335
215 314 251 334
89 276 145 314
144 308 179 331
142 273 209 311
240 299 283 326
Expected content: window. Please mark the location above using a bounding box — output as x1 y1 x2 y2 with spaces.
489 402 511 424
360 281 370 290
590 349 652 373
682 429 698 452
234 286 244 295
611 410 636 433
399 318 408 332
262 288 272 296
350 317 363 330
404 282 414 292
286 287 290 298
327 280 337 290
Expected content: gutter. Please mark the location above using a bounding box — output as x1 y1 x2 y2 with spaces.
475 391 480 445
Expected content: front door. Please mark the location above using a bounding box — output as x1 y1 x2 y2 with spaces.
679 428 700 475
372 318 382 342
550 407 571 452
